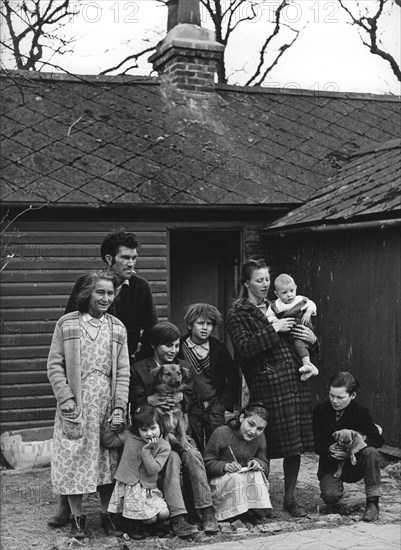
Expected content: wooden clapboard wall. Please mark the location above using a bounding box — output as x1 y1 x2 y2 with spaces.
0 221 168 432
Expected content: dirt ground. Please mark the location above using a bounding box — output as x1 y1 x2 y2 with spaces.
1 453 400 550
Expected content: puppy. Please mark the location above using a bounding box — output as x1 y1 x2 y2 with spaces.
332 429 367 478
151 363 191 450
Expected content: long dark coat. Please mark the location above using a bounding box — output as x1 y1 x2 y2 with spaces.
227 299 316 458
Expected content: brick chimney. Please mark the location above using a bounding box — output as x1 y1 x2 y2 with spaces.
149 0 225 94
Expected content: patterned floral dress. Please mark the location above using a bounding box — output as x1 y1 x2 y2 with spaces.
51 316 119 494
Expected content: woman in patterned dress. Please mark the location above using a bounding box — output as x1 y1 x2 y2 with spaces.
47 270 130 539
227 259 319 517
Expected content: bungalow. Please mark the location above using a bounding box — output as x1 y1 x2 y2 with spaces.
1 0 400 445
263 139 401 449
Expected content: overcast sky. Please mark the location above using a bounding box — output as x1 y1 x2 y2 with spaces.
5 0 401 94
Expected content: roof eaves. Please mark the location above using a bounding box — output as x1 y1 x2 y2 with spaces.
263 215 401 235
216 83 401 102
0 69 161 87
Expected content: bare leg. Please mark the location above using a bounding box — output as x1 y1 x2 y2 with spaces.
67 494 83 516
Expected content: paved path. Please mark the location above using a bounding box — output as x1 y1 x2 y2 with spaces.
181 523 401 550
180 454 401 550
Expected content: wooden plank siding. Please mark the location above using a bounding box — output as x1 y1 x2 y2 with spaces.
0 221 168 432
262 227 401 448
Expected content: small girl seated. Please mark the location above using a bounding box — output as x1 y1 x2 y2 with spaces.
203 402 272 523
102 405 171 539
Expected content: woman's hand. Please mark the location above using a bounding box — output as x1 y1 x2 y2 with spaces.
247 459 263 471
60 398 77 414
109 408 125 429
224 461 242 473
291 324 317 345
275 318 297 332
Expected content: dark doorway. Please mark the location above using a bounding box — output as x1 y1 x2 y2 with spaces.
169 230 241 345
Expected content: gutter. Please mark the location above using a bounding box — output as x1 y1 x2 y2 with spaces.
264 218 401 236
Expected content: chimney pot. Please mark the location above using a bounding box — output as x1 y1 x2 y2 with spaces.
150 1 224 95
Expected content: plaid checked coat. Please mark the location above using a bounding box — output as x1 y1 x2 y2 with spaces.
227 299 315 458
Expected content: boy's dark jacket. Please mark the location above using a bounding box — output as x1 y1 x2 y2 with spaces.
178 335 240 412
313 399 384 479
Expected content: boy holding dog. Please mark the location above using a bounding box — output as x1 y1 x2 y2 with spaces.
178 303 240 451
129 322 219 538
313 371 384 522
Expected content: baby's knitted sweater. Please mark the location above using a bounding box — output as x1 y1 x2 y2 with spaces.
203 425 269 477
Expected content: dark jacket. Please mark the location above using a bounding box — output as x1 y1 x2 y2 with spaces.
65 273 157 361
129 356 194 413
178 335 240 411
313 399 384 479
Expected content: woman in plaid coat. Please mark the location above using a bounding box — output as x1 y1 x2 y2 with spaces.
227 259 319 517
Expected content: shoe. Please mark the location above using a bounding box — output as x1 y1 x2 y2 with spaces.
47 495 71 527
250 508 273 524
319 502 353 516
283 500 307 517
69 515 86 539
363 497 379 522
100 512 123 536
170 514 199 537
145 520 170 538
200 506 219 534
125 519 147 540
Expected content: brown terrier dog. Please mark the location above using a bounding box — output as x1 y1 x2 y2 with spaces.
332 429 367 478
151 363 191 450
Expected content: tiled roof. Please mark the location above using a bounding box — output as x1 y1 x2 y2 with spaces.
1 71 400 207
267 139 401 229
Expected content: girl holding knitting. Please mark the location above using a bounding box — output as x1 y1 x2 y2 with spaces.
203 403 272 523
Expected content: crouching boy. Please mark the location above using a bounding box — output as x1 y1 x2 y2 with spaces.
313 371 384 522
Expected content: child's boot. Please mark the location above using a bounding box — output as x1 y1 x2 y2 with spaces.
170 514 198 537
47 495 71 527
100 512 123 536
363 497 379 522
126 519 147 540
200 506 219 534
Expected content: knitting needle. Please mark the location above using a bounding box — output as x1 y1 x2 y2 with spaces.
228 445 239 464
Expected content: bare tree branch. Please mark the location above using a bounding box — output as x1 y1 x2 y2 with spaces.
100 45 157 76
1 205 46 272
338 0 401 82
0 0 76 71
200 0 297 84
245 0 301 86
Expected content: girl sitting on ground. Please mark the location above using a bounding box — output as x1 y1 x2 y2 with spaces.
203 402 272 523
103 405 171 539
